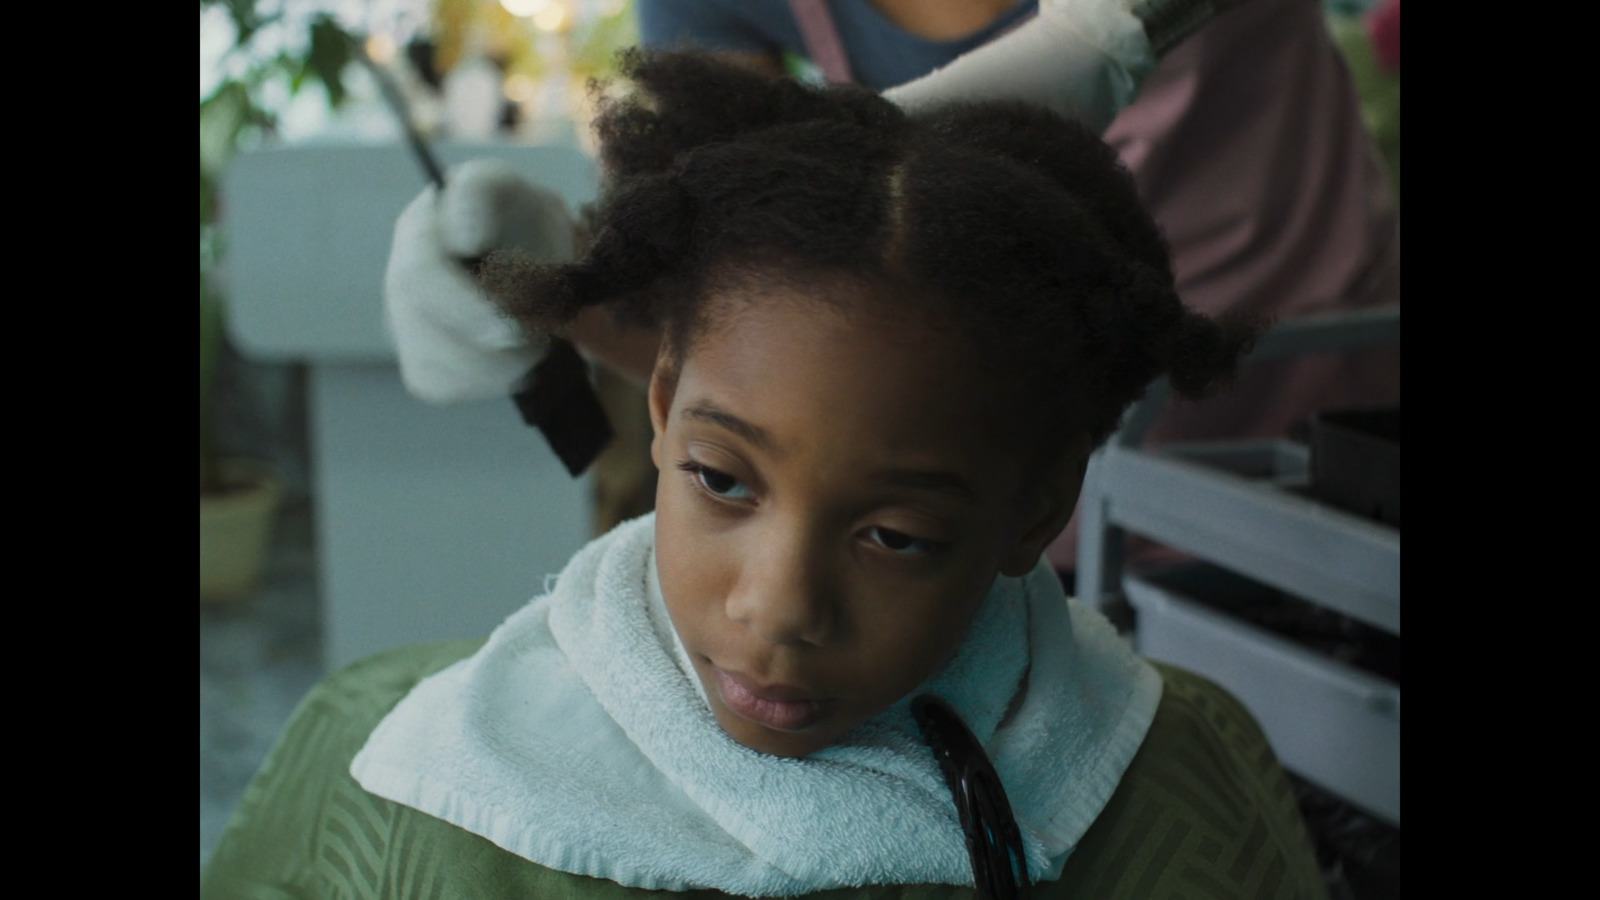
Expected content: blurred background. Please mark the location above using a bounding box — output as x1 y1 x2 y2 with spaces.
199 0 642 867
200 0 1399 890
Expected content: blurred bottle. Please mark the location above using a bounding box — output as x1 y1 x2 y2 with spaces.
442 25 505 139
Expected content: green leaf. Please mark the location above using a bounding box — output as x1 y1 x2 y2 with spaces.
278 49 309 95
201 167 215 227
199 81 250 175
200 271 224 491
200 73 278 176
205 0 277 48
305 15 354 108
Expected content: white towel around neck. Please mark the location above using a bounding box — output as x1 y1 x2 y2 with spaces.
351 514 1161 896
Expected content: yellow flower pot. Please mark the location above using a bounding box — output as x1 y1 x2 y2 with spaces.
200 460 281 602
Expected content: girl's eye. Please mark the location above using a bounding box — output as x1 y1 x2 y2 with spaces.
864 526 940 556
680 461 752 501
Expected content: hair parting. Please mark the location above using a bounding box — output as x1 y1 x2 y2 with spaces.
480 50 1264 456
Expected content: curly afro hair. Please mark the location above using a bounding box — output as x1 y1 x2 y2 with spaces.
483 49 1261 454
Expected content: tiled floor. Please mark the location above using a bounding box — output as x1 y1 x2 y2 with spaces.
200 499 323 868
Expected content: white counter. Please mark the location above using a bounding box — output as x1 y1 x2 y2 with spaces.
223 140 599 670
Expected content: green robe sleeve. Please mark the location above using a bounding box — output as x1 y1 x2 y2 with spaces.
202 644 1326 900
1047 662 1329 899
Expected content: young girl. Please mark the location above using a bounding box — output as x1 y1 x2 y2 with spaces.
202 51 1326 899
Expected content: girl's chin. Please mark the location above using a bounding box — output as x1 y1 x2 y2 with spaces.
708 699 845 758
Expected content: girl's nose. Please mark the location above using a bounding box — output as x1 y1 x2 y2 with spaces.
725 538 837 647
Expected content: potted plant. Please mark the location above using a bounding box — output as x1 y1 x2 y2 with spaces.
200 1 355 600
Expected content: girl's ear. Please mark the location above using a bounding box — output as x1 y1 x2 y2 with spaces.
998 440 1091 578
647 360 679 470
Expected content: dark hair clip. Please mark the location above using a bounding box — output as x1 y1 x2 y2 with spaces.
511 337 614 477
912 694 1031 900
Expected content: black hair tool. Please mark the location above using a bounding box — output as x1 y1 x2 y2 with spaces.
354 36 613 477
912 694 1031 900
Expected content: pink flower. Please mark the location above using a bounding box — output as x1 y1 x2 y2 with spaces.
1367 0 1400 72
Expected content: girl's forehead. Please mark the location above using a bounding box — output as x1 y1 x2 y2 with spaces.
690 273 955 351
673 284 1028 490
689 281 959 383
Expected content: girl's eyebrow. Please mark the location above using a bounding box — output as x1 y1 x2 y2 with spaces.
683 402 771 449
871 468 977 503
682 400 975 501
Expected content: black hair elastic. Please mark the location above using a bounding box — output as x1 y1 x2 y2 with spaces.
912 694 1031 900
510 337 614 476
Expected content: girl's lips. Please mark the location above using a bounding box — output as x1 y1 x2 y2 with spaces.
714 668 830 732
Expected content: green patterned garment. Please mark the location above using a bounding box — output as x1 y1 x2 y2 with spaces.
201 641 1327 899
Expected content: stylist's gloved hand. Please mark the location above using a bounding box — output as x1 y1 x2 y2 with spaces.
383 159 576 404
884 0 1239 132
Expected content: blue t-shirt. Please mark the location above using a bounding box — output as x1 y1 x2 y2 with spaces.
637 0 1038 91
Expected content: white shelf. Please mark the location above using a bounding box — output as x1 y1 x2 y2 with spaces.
1125 572 1400 823
1094 440 1398 635
1076 307 1400 824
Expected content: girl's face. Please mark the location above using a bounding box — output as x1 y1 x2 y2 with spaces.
649 282 1079 757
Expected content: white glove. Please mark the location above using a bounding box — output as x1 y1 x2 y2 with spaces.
883 0 1161 132
383 159 576 404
